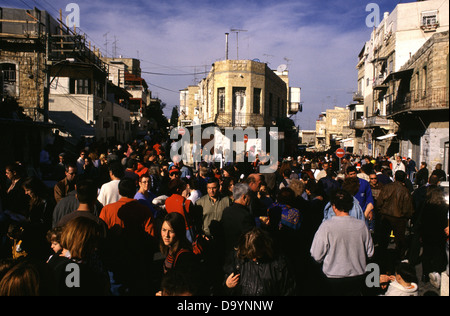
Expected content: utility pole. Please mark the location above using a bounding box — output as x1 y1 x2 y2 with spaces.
103 32 110 58
230 28 247 60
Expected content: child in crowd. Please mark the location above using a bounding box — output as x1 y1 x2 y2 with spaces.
380 262 419 296
46 227 63 263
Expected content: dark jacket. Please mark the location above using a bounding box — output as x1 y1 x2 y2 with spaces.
220 203 256 253
223 250 296 296
377 181 414 218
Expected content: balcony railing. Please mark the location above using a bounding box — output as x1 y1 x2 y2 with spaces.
349 119 364 129
387 87 449 116
364 115 390 128
215 112 267 128
353 92 364 102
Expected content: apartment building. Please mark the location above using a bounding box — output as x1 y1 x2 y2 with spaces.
315 107 353 152
385 31 449 175
0 6 133 146
180 59 300 128
351 0 449 157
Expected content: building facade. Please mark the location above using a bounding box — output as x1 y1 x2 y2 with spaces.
385 31 449 175
180 59 300 129
350 0 449 157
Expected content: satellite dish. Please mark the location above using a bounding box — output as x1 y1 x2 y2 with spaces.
277 64 288 72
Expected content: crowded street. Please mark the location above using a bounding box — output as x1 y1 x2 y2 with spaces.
1 0 449 299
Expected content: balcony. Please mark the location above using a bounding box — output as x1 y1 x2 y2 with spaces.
364 115 390 128
353 92 364 102
214 112 267 128
387 87 449 117
349 119 364 129
373 75 388 90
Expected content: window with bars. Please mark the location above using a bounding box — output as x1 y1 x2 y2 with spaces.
253 88 261 114
218 87 225 112
1 63 16 83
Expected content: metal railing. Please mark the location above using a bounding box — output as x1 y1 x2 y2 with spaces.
215 112 268 128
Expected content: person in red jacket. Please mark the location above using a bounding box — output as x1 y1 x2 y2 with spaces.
100 178 155 237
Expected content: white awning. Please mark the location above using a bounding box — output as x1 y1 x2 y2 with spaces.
377 133 397 140
341 138 354 147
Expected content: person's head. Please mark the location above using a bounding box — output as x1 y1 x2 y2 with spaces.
330 189 354 213
118 178 137 199
168 178 186 195
75 179 97 205
288 179 305 197
277 187 296 207
394 262 417 284
0 260 42 296
60 217 102 260
245 173 262 192
428 174 439 186
425 185 446 205
65 163 78 182
206 178 220 199
160 270 196 296
395 155 402 163
5 162 25 181
236 228 274 262
345 166 358 178
46 227 63 254
435 163 442 170
160 212 191 255
283 168 291 179
342 176 360 196
138 174 151 192
394 170 407 184
326 168 337 179
420 162 427 169
108 161 124 180
22 176 48 204
369 173 378 185
322 162 329 170
233 183 251 206
169 167 181 179
221 177 235 197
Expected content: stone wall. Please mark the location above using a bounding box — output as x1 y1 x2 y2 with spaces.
1 49 46 121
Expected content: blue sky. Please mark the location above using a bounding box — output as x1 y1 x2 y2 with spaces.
4 0 407 129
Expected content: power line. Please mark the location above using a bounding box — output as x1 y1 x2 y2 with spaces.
141 70 209 76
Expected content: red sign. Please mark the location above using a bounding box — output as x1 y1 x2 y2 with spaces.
178 127 186 136
244 134 248 144
335 148 345 158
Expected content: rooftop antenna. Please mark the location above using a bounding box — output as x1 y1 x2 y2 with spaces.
230 28 247 60
103 32 110 58
112 35 118 59
225 33 229 60
283 57 292 69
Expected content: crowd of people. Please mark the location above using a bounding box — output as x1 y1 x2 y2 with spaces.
0 136 448 296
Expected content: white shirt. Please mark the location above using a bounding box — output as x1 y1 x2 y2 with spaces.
97 179 121 206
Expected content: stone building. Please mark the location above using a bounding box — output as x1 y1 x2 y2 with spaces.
181 59 295 129
315 107 352 152
179 59 301 157
1 7 60 168
350 0 449 157
1 7 134 147
385 31 449 176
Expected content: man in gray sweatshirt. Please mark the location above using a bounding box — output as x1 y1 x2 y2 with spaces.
310 189 374 295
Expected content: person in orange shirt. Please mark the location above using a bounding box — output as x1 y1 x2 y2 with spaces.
164 178 196 241
99 178 155 237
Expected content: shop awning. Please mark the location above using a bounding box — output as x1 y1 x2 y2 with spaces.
382 68 413 84
376 133 397 140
